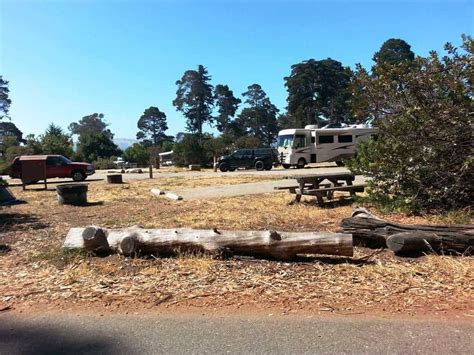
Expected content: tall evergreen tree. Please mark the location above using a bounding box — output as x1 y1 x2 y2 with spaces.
173 65 214 141
285 58 352 127
0 76 11 120
236 84 279 146
40 123 74 157
214 84 241 134
136 106 170 147
373 38 415 66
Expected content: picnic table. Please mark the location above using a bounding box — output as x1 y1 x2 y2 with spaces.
276 172 366 206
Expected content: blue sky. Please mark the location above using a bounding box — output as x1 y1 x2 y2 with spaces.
1 0 473 140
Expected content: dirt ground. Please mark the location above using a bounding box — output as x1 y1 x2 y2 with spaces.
1 177 473 318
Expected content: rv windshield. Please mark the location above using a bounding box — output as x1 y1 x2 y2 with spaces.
278 135 293 148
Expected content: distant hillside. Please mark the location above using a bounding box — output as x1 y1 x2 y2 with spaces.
114 138 137 150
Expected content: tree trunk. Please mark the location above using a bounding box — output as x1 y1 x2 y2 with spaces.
341 208 474 255
63 227 353 261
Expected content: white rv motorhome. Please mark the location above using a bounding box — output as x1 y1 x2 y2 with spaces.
277 125 377 168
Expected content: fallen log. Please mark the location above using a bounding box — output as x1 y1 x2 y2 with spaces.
341 208 474 255
63 227 353 260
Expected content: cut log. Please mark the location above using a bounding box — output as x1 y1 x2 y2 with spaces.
150 188 165 196
164 192 183 201
341 207 474 254
107 174 123 184
82 226 110 252
63 227 354 260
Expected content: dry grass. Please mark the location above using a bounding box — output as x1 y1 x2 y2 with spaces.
1 176 473 316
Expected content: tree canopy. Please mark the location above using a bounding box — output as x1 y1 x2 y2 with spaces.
235 84 279 146
0 121 24 144
76 131 121 162
136 106 171 147
123 143 150 166
285 58 352 127
214 84 241 134
40 123 74 157
0 76 11 120
69 113 113 139
173 65 214 140
373 38 415 66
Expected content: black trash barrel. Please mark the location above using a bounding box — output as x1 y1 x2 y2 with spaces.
56 183 88 206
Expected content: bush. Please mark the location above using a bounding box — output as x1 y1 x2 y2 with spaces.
350 36 473 213
92 157 117 170
173 134 208 167
123 143 150 167
0 161 10 175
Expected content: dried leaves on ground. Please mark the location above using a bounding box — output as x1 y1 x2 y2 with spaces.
1 177 473 317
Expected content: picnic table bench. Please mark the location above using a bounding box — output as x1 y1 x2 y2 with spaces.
276 172 366 206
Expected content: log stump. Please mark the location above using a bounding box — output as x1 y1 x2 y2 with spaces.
107 174 123 184
189 164 201 171
56 184 88 206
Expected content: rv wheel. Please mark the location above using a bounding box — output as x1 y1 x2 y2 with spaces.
282 164 291 169
297 158 306 169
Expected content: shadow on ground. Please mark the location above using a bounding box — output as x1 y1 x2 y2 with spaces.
0 212 48 232
0 320 126 354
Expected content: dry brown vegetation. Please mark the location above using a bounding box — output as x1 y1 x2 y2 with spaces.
1 176 473 317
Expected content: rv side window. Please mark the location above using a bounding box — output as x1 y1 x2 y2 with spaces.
338 135 353 143
318 135 334 144
293 135 307 148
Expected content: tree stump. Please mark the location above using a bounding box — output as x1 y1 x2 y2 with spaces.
107 174 123 184
56 184 88 206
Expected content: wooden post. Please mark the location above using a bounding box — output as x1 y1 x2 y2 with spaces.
149 164 153 179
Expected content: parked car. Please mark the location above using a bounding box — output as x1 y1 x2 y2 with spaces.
9 155 95 182
217 148 279 172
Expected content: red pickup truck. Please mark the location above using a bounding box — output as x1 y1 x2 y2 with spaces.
9 155 95 182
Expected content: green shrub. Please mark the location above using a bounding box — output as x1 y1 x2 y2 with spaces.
173 134 209 167
123 143 150 167
92 157 117 170
350 36 473 213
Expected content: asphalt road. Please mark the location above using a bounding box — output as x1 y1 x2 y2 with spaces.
1 313 472 354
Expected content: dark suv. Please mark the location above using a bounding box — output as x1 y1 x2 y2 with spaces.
217 148 279 172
